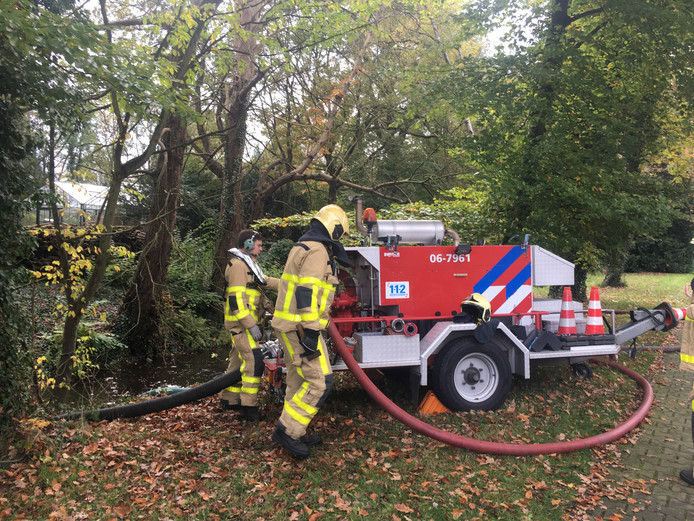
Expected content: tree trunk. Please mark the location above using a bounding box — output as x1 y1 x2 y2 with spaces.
51 0 218 392
210 91 250 297
601 242 631 288
210 0 265 298
54 165 126 395
118 114 187 359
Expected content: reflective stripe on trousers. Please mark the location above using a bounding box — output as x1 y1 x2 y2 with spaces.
276 330 333 439
220 329 262 406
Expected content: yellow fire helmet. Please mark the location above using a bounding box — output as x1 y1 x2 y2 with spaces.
314 204 350 240
460 293 492 323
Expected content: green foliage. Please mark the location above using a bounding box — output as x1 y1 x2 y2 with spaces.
626 219 694 274
258 239 295 279
177 168 222 238
252 183 506 249
439 0 694 296
159 306 214 354
39 323 126 387
252 213 319 243
0 281 34 444
377 183 506 244
168 222 220 316
101 251 137 291
0 87 44 444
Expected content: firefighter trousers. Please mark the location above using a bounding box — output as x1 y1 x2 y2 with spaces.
690 383 694 472
220 329 264 407
276 330 334 439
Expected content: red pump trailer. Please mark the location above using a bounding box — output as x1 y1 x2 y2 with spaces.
266 198 683 412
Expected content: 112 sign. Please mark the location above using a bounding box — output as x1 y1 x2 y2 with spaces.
385 281 409 299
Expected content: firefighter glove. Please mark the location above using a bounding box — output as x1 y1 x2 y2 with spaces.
688 388 694 402
249 324 262 342
300 328 321 360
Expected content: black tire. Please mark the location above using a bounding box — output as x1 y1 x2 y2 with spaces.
571 363 593 379
431 340 512 412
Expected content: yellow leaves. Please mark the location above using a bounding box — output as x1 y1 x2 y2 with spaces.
21 417 52 430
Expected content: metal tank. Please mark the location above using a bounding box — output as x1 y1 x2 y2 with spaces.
371 220 445 245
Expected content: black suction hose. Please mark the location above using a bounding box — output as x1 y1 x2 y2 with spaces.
56 370 241 422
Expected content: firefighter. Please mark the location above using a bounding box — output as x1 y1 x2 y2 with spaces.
680 277 694 486
220 229 279 422
270 204 350 458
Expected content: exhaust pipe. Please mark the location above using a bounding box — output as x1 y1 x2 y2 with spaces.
350 196 369 236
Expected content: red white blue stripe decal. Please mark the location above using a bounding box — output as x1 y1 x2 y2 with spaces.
473 247 532 314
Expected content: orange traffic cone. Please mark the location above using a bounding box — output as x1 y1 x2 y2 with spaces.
585 286 604 335
558 287 577 335
673 307 687 321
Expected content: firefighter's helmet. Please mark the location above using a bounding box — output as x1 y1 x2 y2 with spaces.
460 293 492 324
314 204 349 240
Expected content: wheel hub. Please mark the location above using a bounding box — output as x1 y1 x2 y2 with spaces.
463 365 482 385
453 353 499 403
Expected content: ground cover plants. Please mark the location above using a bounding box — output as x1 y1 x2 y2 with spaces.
0 272 689 520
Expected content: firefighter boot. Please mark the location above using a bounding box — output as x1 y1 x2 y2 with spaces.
220 399 241 412
272 424 309 459
300 434 322 447
680 469 694 486
241 406 262 422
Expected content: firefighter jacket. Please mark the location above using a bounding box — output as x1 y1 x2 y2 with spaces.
681 300 694 373
271 240 340 334
224 257 278 333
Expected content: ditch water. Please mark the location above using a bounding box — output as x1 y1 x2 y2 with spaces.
61 347 229 408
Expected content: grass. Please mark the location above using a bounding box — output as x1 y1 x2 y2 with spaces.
0 272 690 520
585 272 692 310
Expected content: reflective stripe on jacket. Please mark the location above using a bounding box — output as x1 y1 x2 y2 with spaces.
681 303 694 373
271 240 339 333
224 257 278 332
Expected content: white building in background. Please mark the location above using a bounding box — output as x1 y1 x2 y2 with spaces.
36 180 108 225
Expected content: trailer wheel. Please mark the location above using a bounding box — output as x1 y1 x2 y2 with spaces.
571 363 593 379
431 340 512 412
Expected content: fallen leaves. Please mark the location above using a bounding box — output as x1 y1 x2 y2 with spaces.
1 349 671 521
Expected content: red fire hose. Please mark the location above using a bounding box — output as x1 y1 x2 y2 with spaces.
328 323 654 455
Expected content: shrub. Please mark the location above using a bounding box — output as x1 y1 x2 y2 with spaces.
168 221 220 316
38 322 127 390
626 219 694 273
159 307 214 353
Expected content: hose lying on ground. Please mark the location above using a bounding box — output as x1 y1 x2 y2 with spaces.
328 322 654 456
55 369 241 422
